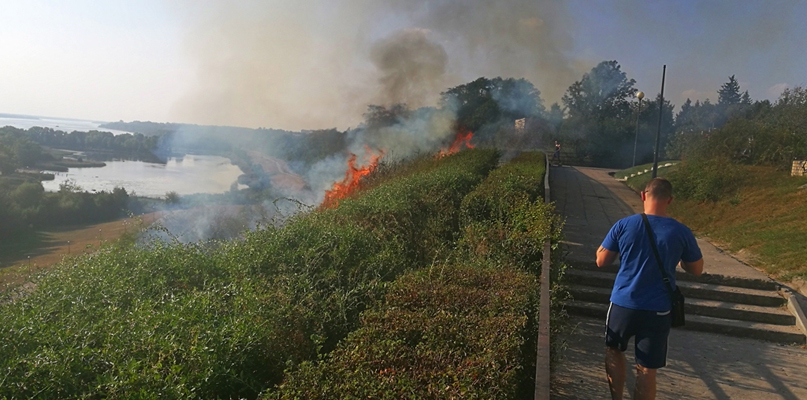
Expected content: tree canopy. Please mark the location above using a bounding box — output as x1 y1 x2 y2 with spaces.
440 77 545 132
562 60 636 121
718 75 742 106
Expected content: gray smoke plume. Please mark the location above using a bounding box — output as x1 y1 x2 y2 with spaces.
170 0 585 131
370 29 448 108
154 0 586 242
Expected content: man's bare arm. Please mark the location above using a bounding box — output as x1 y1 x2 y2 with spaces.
596 246 618 267
680 258 704 276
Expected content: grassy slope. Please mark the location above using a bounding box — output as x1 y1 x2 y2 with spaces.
0 150 502 399
624 165 807 280
0 214 159 290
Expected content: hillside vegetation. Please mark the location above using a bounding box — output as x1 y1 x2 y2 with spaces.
615 83 807 282
0 150 563 399
622 163 807 281
268 151 563 399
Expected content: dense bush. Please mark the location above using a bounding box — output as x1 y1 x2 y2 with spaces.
667 156 744 202
460 152 546 223
0 178 132 239
268 263 539 400
0 242 298 399
0 149 500 399
269 151 565 399
459 152 560 272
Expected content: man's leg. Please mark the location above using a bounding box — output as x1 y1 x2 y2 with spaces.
605 347 626 400
634 364 657 400
633 310 670 400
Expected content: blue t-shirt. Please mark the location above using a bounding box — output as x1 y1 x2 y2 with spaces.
601 214 702 312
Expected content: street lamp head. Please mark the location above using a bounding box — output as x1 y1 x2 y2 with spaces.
636 91 645 100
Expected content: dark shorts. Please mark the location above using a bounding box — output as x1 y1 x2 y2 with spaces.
605 303 671 369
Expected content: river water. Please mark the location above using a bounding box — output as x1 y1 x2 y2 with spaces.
0 115 135 135
2 114 244 198
41 155 244 198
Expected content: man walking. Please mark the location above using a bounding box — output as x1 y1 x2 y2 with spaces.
595 178 704 400
552 141 561 165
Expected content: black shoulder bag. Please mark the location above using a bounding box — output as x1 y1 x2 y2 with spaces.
641 213 686 327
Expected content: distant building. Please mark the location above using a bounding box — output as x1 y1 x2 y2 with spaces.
514 118 526 135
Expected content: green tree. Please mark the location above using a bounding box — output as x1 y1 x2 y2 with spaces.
547 102 564 131
560 60 637 166
639 93 675 163
777 86 807 106
13 139 44 167
0 142 17 174
562 60 635 121
165 191 181 204
362 104 411 131
741 90 752 105
718 75 742 106
440 77 545 132
11 181 44 207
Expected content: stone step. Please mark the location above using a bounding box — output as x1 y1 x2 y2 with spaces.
566 300 806 345
568 285 793 325
567 263 779 291
566 269 786 307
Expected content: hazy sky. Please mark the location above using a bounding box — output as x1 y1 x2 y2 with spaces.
1 0 804 131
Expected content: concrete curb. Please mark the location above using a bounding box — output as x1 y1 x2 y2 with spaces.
534 155 552 400
781 288 807 340
613 162 678 181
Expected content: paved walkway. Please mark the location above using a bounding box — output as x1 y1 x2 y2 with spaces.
549 166 807 399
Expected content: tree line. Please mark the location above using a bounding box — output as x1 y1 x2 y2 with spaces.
416 61 805 171
0 127 156 240
21 126 159 159
0 179 133 239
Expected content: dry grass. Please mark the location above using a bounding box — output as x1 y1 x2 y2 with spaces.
0 213 159 291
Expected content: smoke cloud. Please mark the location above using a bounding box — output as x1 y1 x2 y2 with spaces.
370 29 448 109
170 0 586 131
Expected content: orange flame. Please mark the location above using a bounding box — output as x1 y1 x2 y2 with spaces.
436 127 475 158
322 146 385 208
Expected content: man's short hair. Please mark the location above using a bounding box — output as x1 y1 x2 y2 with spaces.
644 178 673 200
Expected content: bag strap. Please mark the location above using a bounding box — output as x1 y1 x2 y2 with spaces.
640 213 676 297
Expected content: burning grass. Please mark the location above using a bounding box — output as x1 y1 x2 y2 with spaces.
269 151 566 399
321 147 385 208
435 127 475 159
0 149 566 399
0 149 501 399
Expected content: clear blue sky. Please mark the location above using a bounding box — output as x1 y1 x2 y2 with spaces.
1 0 804 131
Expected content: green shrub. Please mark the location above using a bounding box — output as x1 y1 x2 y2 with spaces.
267 263 539 400
268 150 565 399
458 152 560 272
0 149 500 399
0 243 307 399
667 156 744 202
460 152 546 224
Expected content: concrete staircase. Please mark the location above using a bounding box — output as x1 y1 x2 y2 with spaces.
564 265 806 345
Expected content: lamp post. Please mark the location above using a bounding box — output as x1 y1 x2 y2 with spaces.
632 91 645 167
652 65 667 179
